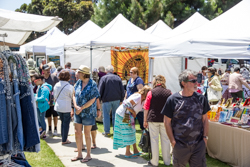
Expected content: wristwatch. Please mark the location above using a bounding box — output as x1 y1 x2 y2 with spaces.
203 136 208 140
97 109 101 111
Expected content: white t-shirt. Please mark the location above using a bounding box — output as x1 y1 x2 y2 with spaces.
116 93 145 117
54 81 74 113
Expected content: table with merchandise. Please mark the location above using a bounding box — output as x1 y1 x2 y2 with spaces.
207 98 250 167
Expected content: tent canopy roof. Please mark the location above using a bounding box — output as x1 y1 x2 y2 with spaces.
149 0 250 59
0 9 62 45
145 20 172 38
89 14 160 47
65 20 101 49
20 27 67 53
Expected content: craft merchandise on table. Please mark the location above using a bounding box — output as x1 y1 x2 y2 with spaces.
206 97 250 167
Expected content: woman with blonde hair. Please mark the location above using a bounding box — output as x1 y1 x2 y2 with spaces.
143 75 172 166
113 86 151 158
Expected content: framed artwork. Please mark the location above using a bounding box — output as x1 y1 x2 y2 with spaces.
47 55 60 67
36 56 45 68
219 111 228 123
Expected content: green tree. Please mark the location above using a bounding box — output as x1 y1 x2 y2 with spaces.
15 0 94 41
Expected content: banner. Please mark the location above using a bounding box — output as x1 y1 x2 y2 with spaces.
111 48 149 83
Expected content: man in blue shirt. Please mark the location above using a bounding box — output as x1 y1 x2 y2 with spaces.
98 65 125 136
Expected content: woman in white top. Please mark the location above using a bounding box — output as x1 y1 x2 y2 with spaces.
113 86 151 158
54 71 74 144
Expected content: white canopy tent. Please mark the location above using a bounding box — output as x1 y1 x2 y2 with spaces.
0 9 62 45
20 27 67 66
145 20 172 38
65 20 111 69
65 14 160 79
149 0 250 59
149 12 209 92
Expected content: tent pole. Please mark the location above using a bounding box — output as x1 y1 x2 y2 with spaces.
148 57 154 87
90 46 93 78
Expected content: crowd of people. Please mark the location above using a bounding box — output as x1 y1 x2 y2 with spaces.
27 57 250 166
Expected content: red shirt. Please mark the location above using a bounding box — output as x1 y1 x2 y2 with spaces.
143 90 152 110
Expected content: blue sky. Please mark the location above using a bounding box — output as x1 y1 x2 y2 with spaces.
0 0 31 11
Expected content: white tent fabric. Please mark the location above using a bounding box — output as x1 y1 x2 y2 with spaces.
149 0 250 59
90 14 160 47
145 20 172 38
0 9 62 45
65 20 102 49
66 49 111 69
20 27 67 66
151 12 208 92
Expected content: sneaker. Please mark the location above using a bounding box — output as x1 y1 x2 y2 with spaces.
40 130 46 138
102 132 110 137
53 130 58 136
47 130 52 135
147 161 157 167
42 135 47 139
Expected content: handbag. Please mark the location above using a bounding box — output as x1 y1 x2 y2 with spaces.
138 129 151 159
122 110 130 124
207 87 222 102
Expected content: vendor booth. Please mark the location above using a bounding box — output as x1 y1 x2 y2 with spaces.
65 14 160 85
20 27 67 67
149 0 250 166
0 9 62 166
147 12 209 92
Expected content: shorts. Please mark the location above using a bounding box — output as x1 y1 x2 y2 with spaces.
74 114 95 126
91 121 98 131
45 106 58 118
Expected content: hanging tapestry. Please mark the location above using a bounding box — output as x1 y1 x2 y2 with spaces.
111 47 149 83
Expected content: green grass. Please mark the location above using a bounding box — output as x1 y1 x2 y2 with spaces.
25 139 65 167
96 121 230 167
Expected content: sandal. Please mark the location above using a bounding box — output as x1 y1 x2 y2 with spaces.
124 155 138 159
74 147 85 152
71 157 83 161
91 144 97 149
62 140 71 145
80 158 92 163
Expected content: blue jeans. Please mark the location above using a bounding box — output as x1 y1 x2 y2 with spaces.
0 79 8 145
57 112 71 142
19 83 40 148
37 108 46 132
102 100 120 133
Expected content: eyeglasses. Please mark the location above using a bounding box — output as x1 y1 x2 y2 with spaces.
129 72 133 74
187 79 197 83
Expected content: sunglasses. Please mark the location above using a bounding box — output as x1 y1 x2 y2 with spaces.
129 72 133 74
187 79 197 83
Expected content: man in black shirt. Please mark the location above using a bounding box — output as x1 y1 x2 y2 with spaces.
43 64 59 136
161 69 210 167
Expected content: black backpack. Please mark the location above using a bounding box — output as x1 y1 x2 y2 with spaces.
138 129 151 159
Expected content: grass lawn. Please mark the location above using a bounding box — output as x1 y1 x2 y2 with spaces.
96 121 230 167
25 139 65 167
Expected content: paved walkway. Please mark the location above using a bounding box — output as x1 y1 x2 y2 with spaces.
45 120 149 167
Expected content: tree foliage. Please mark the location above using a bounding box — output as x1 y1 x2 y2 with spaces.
92 0 242 29
15 0 94 35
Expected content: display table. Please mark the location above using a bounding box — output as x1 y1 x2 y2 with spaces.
207 121 250 167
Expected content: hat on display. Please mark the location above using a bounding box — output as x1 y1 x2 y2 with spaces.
42 64 50 70
76 65 90 74
29 70 37 76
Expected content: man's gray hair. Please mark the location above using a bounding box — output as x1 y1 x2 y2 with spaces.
178 69 198 88
105 65 114 73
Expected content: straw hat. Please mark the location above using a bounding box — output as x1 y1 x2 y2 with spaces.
29 70 37 76
76 65 90 75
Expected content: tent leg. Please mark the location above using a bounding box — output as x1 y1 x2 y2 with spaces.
148 57 154 87
90 47 93 78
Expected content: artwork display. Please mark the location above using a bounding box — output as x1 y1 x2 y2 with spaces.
36 56 45 68
47 55 60 67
